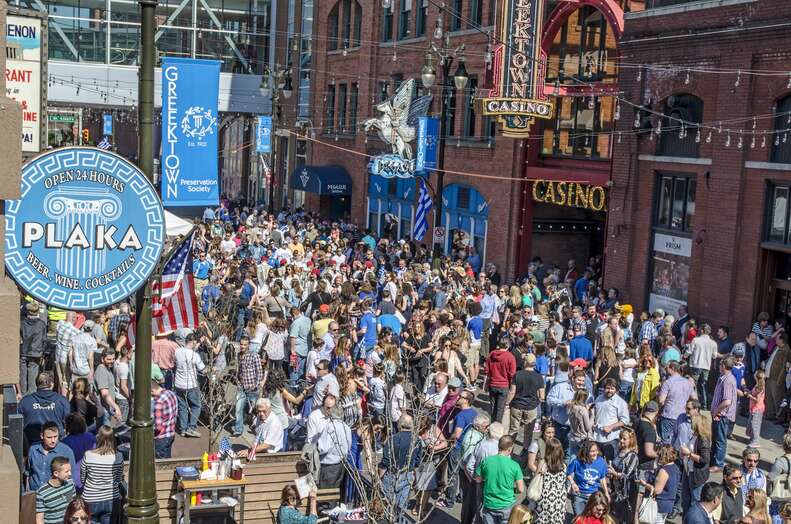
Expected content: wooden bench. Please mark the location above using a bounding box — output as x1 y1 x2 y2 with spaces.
142 452 340 523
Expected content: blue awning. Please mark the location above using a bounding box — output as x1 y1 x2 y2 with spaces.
290 165 352 196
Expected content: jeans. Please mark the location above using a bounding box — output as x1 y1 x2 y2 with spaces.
480 318 492 358
176 387 202 432
711 416 734 467
154 436 174 459
658 416 677 444
572 493 591 516
488 386 509 423
163 369 174 390
88 499 119 524
382 472 411 512
19 356 40 396
460 476 481 524
289 354 307 383
235 307 251 340
481 505 513 524
691 368 710 409
444 447 462 506
116 397 129 424
234 390 259 434
553 421 571 456
681 471 703 512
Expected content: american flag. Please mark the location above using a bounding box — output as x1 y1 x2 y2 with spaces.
152 233 199 332
413 177 433 241
219 436 233 457
247 430 260 461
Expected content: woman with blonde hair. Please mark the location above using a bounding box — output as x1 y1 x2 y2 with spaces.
593 345 620 396
640 445 681 524
745 488 771 524
506 504 531 524
609 427 639 521
681 413 712 510
630 353 660 411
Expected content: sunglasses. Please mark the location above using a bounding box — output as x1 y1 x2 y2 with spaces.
70 518 88 523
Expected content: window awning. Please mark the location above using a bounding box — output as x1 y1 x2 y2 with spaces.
290 165 352 196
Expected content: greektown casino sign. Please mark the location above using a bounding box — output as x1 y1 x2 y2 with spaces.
5 147 165 310
480 0 553 137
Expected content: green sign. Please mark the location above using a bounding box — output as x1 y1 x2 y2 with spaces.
49 114 76 123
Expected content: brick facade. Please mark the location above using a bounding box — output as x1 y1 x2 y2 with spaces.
604 0 791 337
302 0 621 281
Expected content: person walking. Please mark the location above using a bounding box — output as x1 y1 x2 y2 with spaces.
233 336 264 437
567 440 610 516
507 353 544 453
173 333 205 437
592 378 630 461
20 302 47 396
688 324 718 409
80 426 124 524
710 357 739 471
657 361 697 444
35 457 75 524
640 445 681 524
474 435 524 524
608 427 639 522
684 482 724 524
533 437 568 524
483 339 516 423
152 374 178 459
680 413 712 511
26 421 76 492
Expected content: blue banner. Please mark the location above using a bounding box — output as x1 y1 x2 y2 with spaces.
103 114 113 136
256 115 272 153
416 116 439 172
161 57 221 207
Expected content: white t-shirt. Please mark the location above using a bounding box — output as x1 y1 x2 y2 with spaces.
369 377 386 410
253 412 284 453
70 332 98 377
220 239 236 254
114 361 130 400
390 383 405 422
174 346 205 390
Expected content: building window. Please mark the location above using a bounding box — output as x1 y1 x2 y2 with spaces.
767 183 790 244
469 0 482 26
338 83 348 134
326 84 336 133
399 0 412 39
328 3 340 51
416 0 428 37
488 0 496 25
353 1 362 46
657 94 704 158
450 0 463 31
350 83 359 135
462 76 477 138
382 5 393 41
543 96 613 159
342 0 352 48
656 174 696 233
772 96 791 164
379 81 390 102
444 89 457 137
440 183 489 259
546 7 618 85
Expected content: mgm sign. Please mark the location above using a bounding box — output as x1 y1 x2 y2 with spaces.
480 0 553 137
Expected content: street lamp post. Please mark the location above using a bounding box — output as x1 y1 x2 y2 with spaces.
421 34 468 259
260 66 293 214
126 0 158 522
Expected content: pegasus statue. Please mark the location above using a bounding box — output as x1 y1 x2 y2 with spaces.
364 78 432 160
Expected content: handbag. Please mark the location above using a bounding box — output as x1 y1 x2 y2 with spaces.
637 496 658 524
526 462 544 501
772 456 791 501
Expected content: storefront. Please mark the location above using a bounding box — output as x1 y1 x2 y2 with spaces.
290 165 352 220
439 183 489 261
366 175 415 240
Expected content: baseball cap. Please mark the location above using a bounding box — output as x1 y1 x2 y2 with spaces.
644 401 659 413
732 346 746 357
319 304 330 314
448 377 462 389
569 358 589 369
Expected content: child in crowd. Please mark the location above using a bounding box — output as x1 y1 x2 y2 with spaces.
746 369 766 447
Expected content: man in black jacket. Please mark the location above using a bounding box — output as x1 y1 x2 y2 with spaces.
20 302 47 396
719 464 744 524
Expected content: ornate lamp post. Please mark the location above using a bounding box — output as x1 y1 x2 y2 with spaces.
420 33 468 258
260 66 293 213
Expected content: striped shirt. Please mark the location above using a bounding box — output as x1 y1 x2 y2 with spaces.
712 371 738 422
36 480 75 524
80 450 124 502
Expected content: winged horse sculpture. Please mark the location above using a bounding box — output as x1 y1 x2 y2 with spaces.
364 78 433 160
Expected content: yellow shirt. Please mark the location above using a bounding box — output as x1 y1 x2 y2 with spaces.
312 318 334 339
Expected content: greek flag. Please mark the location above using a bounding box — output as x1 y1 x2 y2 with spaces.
413 177 432 241
97 137 111 150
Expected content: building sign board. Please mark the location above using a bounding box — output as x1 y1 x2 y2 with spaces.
256 115 272 153
532 180 607 211
648 233 692 315
6 13 45 152
5 147 166 310
479 0 553 137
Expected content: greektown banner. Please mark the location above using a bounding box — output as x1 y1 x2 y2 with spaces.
6 13 45 153
161 57 221 207
479 0 553 137
5 147 165 310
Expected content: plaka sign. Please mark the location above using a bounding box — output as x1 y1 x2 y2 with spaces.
5 147 165 310
480 0 553 137
161 57 221 207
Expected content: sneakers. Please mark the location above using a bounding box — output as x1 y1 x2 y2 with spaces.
184 428 202 438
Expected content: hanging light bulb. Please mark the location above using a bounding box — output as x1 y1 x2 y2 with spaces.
636 68 642 81
392 50 397 62
484 43 493 65
614 102 621 120
433 19 443 40
776 134 781 146
678 125 685 139
617 132 622 144
554 79 560 96
633 113 641 128
737 134 743 149
588 96 595 110
751 136 756 149
734 70 741 88
655 120 662 135
706 131 712 143
694 128 700 143
787 73 791 89
725 132 731 147
761 135 767 148
784 133 788 143
382 0 392 8
342 47 348 56
684 69 690 85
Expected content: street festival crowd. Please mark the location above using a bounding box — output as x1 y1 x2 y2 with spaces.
16 201 791 524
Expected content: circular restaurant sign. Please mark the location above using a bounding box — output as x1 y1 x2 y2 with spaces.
5 147 165 310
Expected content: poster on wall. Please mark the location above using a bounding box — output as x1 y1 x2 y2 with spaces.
648 233 692 314
5 14 45 153
160 57 221 207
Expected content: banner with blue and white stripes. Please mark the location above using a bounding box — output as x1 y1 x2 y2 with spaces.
413 177 433 241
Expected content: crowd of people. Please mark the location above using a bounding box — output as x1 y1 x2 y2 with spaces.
16 200 791 524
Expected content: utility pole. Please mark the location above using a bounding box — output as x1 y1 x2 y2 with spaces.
126 0 158 522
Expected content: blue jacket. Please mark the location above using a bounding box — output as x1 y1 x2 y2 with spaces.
18 389 70 444
569 335 593 362
26 442 76 492
683 503 712 524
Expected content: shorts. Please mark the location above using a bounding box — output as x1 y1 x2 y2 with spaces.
464 343 481 368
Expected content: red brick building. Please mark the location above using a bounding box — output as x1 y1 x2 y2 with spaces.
604 0 791 336
292 0 636 280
